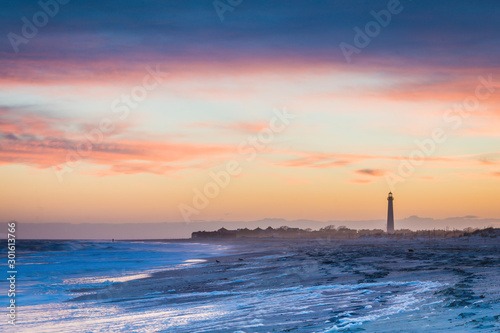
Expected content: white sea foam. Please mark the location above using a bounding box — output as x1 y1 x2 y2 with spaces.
10 239 500 332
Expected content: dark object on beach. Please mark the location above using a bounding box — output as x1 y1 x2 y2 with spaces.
216 260 220 263
239 258 243 261
408 249 414 252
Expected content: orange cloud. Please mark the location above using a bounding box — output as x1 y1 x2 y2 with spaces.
354 169 386 177
280 158 351 169
275 150 462 171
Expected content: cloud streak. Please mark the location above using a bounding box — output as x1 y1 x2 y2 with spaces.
2 0 500 86
355 169 386 177
0 107 236 174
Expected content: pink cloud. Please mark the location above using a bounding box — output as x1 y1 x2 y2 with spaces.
0 108 71 138
0 108 236 175
191 121 269 133
277 152 358 169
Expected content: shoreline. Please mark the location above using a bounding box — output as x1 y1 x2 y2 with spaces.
15 238 499 332
70 236 500 300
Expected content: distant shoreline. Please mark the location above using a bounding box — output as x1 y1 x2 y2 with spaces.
192 226 500 240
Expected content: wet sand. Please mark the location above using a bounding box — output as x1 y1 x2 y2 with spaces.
70 237 500 332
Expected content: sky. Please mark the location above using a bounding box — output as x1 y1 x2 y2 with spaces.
1 0 499 226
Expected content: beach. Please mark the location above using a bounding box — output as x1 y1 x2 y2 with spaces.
6 237 499 332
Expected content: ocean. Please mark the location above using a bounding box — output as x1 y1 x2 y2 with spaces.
1 240 228 332
1 238 499 332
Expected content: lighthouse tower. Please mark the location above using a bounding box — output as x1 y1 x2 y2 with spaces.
387 192 395 234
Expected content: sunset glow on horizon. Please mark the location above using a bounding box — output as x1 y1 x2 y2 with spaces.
1 0 500 225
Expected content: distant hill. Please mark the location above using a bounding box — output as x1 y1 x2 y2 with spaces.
1 216 498 239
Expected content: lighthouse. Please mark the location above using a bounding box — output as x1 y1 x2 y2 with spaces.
387 192 395 234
